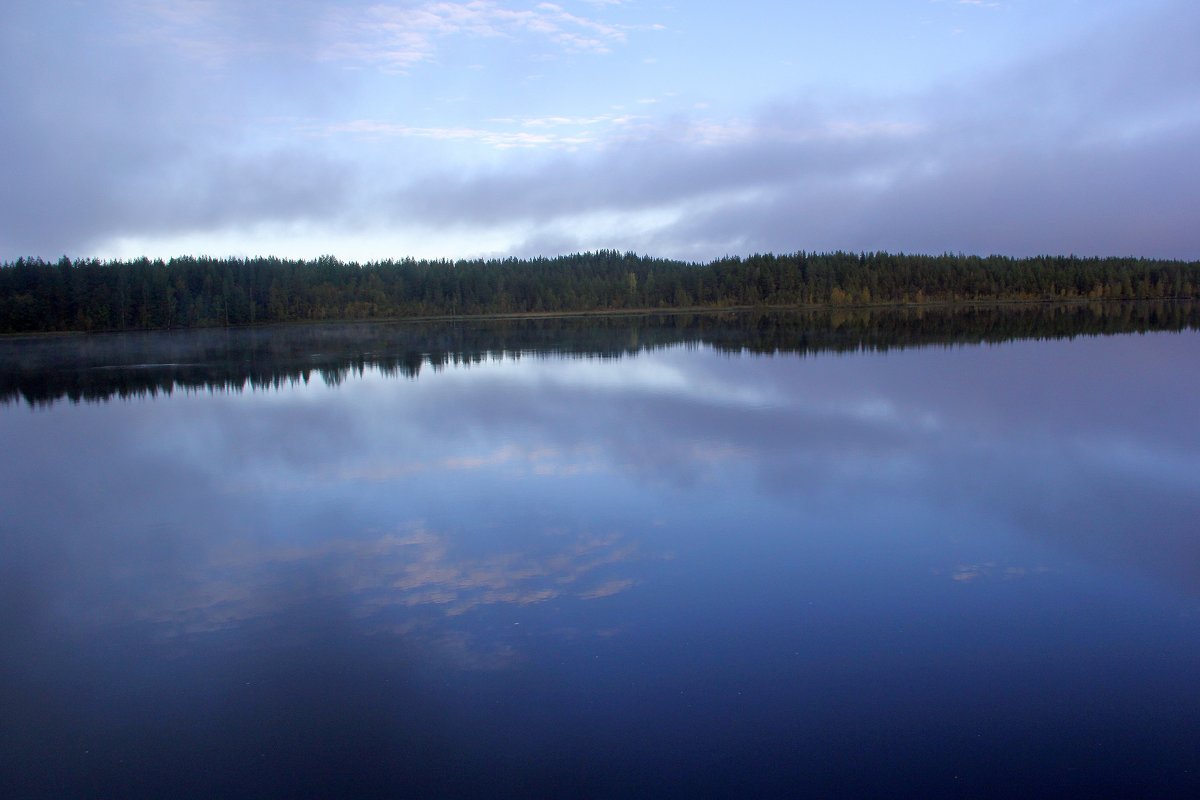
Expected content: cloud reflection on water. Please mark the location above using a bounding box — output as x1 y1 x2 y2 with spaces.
115 523 641 664
1 327 1198 668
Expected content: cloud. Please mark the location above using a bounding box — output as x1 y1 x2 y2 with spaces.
0 0 1196 261
317 116 635 149
121 0 245 68
321 0 638 71
373 0 1199 259
0 1 357 257
383 107 920 234
0 1 662 257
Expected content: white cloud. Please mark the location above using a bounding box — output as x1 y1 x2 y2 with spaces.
308 111 642 150
121 0 243 68
320 0 642 72
325 119 597 148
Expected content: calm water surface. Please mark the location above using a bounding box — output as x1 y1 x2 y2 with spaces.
2 312 1199 798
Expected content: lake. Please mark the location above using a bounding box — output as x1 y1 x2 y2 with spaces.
2 306 1199 798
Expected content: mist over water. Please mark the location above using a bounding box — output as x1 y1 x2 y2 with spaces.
2 311 1198 798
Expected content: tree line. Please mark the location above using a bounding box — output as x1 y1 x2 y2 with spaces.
2 250 1198 333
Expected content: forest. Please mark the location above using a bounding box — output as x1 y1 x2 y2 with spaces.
2 250 1199 333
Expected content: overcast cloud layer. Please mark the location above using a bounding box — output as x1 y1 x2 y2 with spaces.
2 0 1197 262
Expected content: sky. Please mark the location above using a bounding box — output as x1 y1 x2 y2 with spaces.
2 0 1198 263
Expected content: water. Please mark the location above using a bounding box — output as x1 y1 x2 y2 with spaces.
2 309 1199 798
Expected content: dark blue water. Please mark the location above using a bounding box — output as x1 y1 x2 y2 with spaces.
2 315 1199 798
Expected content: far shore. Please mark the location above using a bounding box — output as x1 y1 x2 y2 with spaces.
2 296 1181 340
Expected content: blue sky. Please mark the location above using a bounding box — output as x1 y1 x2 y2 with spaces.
2 0 1197 261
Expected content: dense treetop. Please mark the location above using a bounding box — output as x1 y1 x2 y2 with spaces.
2 250 1198 334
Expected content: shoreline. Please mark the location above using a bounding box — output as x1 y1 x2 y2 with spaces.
1 296 1187 340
